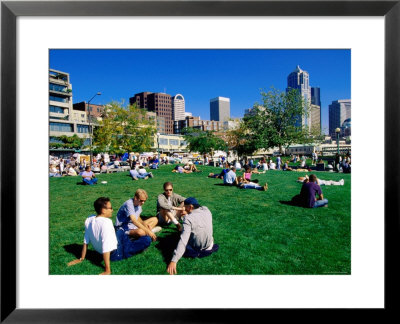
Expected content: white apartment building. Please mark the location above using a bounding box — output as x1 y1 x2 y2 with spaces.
172 94 186 121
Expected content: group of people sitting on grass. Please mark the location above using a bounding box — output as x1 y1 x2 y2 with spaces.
68 182 219 275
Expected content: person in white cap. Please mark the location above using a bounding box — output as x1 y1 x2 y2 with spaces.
167 197 219 275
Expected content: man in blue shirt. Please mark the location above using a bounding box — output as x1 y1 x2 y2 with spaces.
223 166 237 185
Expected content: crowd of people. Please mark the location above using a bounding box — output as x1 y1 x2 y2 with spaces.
68 182 219 275
63 152 349 275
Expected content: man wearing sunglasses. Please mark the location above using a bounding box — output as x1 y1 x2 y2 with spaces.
115 189 158 241
156 182 186 232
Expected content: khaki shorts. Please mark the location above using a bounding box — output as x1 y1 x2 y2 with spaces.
157 209 177 226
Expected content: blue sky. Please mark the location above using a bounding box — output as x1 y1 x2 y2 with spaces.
50 49 350 134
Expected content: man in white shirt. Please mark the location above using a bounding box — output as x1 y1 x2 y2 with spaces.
223 167 237 185
67 197 151 275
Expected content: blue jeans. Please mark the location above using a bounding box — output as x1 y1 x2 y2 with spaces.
83 178 98 185
241 183 262 190
110 229 151 261
183 244 219 259
137 172 150 179
313 199 329 208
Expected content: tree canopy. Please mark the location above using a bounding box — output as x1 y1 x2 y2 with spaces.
237 87 312 155
181 127 227 155
93 101 156 154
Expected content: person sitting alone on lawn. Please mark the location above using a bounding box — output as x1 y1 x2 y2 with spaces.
67 197 151 275
156 182 186 232
294 174 329 208
297 175 344 186
236 176 268 191
167 197 219 275
115 189 158 241
129 166 153 180
81 166 98 185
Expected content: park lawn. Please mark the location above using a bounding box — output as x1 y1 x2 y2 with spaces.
50 164 351 275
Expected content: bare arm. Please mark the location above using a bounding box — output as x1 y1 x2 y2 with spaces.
131 215 157 241
100 251 111 275
67 243 87 266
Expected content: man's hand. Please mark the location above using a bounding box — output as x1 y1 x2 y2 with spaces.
167 262 177 275
150 232 157 241
176 223 183 232
100 270 111 275
67 259 82 266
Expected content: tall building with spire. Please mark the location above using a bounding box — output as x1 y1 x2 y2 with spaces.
286 65 311 131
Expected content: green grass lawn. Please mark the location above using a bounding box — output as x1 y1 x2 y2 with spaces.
50 164 351 275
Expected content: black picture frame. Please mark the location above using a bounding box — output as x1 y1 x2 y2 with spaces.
1 0 399 322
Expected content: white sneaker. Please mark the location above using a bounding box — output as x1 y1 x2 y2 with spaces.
340 179 344 185
152 226 162 233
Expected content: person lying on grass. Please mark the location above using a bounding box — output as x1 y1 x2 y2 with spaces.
156 182 186 232
67 197 151 275
167 197 219 275
183 162 202 172
208 162 231 179
292 174 329 208
297 175 344 186
172 165 192 174
236 176 268 191
129 166 153 180
115 189 158 241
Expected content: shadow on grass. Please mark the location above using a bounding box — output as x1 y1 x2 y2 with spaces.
213 183 237 187
279 196 307 208
154 231 180 265
64 244 103 268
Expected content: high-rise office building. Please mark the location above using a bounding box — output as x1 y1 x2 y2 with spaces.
287 65 311 131
172 94 185 121
310 104 321 135
311 87 321 133
329 99 351 137
210 97 230 122
130 92 174 134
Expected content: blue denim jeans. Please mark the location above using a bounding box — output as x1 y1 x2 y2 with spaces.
183 244 219 259
313 199 329 208
110 229 151 261
83 178 98 185
242 183 262 190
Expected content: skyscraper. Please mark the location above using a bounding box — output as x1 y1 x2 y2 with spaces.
286 65 311 131
172 94 185 121
329 99 351 137
210 97 230 122
311 87 321 134
130 92 174 134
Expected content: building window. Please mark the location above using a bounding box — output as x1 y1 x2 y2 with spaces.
49 105 64 114
50 122 73 132
49 83 68 93
50 95 68 103
77 124 89 133
169 139 178 146
160 138 168 145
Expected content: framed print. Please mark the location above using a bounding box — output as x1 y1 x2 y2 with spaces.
1 0 399 322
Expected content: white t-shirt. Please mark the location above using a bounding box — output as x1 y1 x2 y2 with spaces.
262 163 269 171
83 215 118 254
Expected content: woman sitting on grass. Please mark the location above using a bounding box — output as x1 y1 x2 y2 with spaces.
183 162 201 173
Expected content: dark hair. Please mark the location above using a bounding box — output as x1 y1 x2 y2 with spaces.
85 166 90 171
163 181 173 190
309 174 317 182
94 197 110 214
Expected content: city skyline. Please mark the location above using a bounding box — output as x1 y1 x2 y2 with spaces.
50 49 351 134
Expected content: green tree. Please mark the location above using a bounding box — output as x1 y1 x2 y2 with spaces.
242 87 312 154
49 134 84 149
93 101 156 154
181 127 227 156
